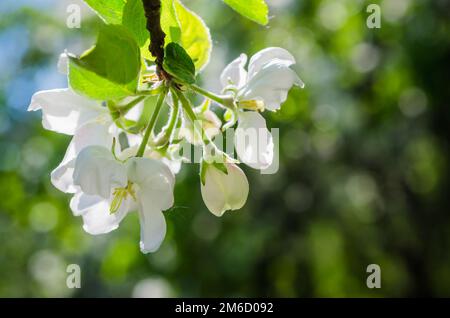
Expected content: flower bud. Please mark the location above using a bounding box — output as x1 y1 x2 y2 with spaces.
181 109 222 145
200 163 249 217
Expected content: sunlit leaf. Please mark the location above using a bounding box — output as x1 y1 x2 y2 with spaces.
223 0 269 25
69 59 137 100
68 25 141 100
174 0 212 71
122 0 148 47
83 0 126 24
162 0 182 44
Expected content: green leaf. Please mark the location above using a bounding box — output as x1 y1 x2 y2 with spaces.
83 0 126 24
69 60 136 100
223 0 269 25
122 0 148 47
162 0 182 44
115 117 142 134
163 42 196 84
174 0 212 71
68 61 135 100
68 25 141 100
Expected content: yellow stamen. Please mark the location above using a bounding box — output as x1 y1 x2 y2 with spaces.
239 100 265 112
142 73 159 83
110 182 136 214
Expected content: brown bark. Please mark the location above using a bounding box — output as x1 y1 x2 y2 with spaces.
142 0 169 79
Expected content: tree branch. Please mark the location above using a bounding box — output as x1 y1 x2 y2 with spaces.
142 0 169 80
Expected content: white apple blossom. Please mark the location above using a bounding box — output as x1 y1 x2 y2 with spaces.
180 107 222 145
72 145 175 253
200 162 249 217
29 86 176 253
221 47 305 110
28 88 116 193
220 47 304 170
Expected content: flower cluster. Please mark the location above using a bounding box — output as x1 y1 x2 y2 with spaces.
29 47 303 253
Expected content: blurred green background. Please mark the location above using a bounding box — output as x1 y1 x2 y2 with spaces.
0 0 449 297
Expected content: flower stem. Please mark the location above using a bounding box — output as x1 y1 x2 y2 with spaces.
164 90 180 137
176 90 197 123
118 96 146 114
136 85 164 96
136 88 168 157
153 88 180 147
190 84 226 105
174 89 209 145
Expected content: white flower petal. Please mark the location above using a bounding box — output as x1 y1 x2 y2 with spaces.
51 142 77 193
124 99 144 122
239 60 304 111
180 108 222 146
138 205 167 254
73 146 128 198
163 158 182 175
235 111 274 170
145 149 183 175
70 191 101 216
28 88 106 135
72 121 113 151
220 53 248 89
127 158 175 210
126 158 175 254
127 134 143 149
57 52 69 75
247 47 296 80
51 122 113 193
200 163 249 217
70 192 129 235
202 110 222 139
